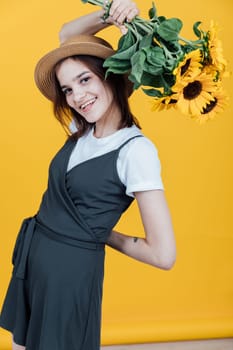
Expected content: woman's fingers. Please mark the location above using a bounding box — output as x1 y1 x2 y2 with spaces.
118 24 128 35
105 0 139 34
126 6 139 22
109 0 139 25
104 16 128 34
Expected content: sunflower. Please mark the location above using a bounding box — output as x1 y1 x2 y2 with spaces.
194 88 228 123
172 72 219 117
173 49 202 84
207 21 227 74
202 63 219 79
151 95 177 112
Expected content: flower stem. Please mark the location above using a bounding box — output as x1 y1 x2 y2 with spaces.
133 20 153 35
178 35 202 48
82 0 103 6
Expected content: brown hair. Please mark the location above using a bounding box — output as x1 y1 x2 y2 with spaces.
53 55 141 139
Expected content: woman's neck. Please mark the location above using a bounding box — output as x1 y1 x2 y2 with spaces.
93 104 122 138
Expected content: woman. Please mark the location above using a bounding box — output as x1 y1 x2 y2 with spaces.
0 1 176 349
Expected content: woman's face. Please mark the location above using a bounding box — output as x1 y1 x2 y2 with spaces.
56 58 115 125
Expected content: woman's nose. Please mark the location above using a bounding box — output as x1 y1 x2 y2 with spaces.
72 87 86 102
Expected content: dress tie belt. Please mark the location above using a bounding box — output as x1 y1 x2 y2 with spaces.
12 216 105 280
36 219 105 251
12 216 36 280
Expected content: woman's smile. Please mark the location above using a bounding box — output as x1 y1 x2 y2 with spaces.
79 97 97 112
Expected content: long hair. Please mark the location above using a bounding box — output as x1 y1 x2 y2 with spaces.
53 55 141 139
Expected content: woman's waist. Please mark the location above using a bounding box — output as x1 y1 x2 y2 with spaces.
36 217 105 251
12 215 105 281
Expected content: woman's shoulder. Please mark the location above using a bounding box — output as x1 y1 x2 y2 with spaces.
122 127 159 156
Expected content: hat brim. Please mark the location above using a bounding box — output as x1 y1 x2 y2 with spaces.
34 35 133 101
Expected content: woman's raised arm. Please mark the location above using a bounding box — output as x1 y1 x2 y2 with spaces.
59 10 108 43
59 0 139 43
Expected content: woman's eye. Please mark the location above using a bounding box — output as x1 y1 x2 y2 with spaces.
80 76 90 84
63 88 72 96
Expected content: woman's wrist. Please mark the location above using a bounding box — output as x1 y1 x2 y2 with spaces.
107 230 142 253
84 9 112 31
98 8 111 25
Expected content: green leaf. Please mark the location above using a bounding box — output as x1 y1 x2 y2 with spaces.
127 73 141 90
163 58 176 72
162 39 181 54
144 46 165 67
130 50 146 84
140 71 172 92
107 40 138 61
148 1 157 20
104 30 137 76
140 71 163 88
157 18 183 41
183 45 196 54
117 30 136 52
130 79 141 90
158 16 166 23
163 74 175 93
139 34 153 49
104 58 131 75
193 21 202 39
143 62 163 75
142 88 163 97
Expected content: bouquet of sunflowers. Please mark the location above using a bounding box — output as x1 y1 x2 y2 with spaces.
82 0 228 123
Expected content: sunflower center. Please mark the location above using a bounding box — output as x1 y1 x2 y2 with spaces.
181 58 191 75
183 81 202 100
162 99 177 105
202 98 217 114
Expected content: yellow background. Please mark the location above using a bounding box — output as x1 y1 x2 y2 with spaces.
0 0 233 348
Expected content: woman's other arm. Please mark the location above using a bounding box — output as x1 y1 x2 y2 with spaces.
107 190 176 270
59 0 139 43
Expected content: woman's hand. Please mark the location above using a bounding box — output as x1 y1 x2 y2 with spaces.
105 0 139 34
59 0 139 43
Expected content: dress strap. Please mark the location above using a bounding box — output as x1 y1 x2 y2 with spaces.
117 134 143 152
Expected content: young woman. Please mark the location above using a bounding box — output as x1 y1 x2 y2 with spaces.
0 1 176 349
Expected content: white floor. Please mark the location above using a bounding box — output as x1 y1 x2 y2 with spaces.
102 338 233 350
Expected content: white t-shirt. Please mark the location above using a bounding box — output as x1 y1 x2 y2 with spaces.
68 123 164 197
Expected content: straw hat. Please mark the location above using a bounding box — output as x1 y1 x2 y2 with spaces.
34 34 133 101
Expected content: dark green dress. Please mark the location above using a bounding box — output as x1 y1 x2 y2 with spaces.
0 135 141 350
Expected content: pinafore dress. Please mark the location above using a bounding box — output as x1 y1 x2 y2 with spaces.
0 134 142 350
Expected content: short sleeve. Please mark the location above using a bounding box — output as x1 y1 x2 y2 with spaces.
117 137 164 197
